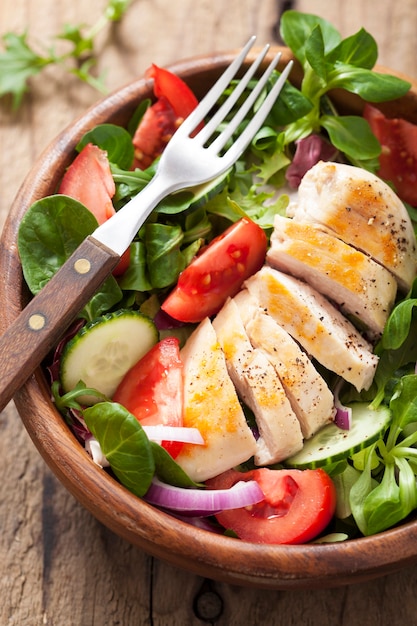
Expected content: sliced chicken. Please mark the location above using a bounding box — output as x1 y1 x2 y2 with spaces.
288 161 417 291
267 215 397 338
212 297 304 465
233 289 335 439
245 266 378 391
175 317 257 481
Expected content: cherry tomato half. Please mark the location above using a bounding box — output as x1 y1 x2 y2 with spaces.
206 467 336 544
364 103 417 206
112 336 184 458
161 218 267 323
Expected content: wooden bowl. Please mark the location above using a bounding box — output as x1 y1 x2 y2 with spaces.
2 47 417 590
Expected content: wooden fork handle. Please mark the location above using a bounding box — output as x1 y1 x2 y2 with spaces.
0 236 120 413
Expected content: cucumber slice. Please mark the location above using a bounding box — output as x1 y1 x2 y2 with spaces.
285 403 391 469
60 309 158 403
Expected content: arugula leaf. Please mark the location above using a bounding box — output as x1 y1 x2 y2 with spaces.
118 241 153 292
144 223 186 288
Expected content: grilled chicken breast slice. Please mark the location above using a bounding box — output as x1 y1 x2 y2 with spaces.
175 317 257 481
288 161 417 291
233 289 335 439
212 297 303 465
245 266 378 391
267 215 397 338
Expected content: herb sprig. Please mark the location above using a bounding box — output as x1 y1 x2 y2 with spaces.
279 11 411 169
0 0 133 110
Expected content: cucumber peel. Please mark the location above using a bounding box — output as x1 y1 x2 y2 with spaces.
60 309 158 403
285 403 392 469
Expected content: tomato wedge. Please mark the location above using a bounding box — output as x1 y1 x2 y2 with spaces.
133 64 200 170
206 468 336 544
58 142 130 275
146 64 200 120
112 336 184 458
161 218 267 323
363 103 417 206
59 143 116 224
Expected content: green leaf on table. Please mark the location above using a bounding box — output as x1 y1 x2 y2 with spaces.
0 32 52 109
105 0 134 22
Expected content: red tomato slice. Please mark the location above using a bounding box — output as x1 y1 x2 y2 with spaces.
363 103 417 206
112 336 184 458
206 468 336 544
132 98 178 169
133 65 200 170
59 143 130 275
146 64 200 120
161 218 267 323
59 143 116 224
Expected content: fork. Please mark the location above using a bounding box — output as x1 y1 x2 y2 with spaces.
0 37 292 411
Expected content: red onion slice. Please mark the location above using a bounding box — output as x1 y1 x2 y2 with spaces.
334 404 352 430
144 477 264 515
333 380 352 430
142 425 205 445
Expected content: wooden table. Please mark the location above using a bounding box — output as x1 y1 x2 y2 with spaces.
1 1 417 623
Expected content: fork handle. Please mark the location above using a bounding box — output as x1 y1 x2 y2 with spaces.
0 236 119 412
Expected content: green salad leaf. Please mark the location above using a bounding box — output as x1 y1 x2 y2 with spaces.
83 402 155 497
16 9 417 543
77 123 135 170
83 401 200 495
17 195 122 321
279 10 411 169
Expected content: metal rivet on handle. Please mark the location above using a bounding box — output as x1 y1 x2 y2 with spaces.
74 258 91 275
28 313 46 331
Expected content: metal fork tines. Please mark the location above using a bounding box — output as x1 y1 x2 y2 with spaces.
94 37 293 255
183 40 293 161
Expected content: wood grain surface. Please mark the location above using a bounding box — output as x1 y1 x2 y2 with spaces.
1 1 417 624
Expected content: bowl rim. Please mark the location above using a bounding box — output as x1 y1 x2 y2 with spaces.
2 46 417 590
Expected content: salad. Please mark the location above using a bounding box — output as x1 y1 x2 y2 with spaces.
17 11 417 544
